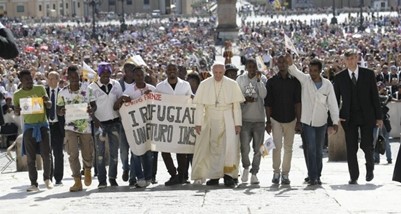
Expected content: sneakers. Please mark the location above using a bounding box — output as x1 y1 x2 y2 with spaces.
122 170 129 182
250 174 259 184
281 175 291 185
272 173 280 184
109 179 119 186
27 185 39 192
241 168 249 183
136 179 150 188
44 179 54 189
98 181 107 189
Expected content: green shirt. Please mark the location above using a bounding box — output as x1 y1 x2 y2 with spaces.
13 85 48 124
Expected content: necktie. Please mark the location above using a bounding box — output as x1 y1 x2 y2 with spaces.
351 72 357 85
50 89 55 120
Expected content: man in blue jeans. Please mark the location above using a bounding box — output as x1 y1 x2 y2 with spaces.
88 62 129 189
286 54 339 185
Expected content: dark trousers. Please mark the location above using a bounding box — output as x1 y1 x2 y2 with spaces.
161 152 187 179
23 127 52 186
49 123 64 182
393 146 401 183
152 151 158 180
342 121 375 181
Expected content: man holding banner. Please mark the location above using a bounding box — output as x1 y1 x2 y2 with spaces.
191 62 245 187
57 65 94 192
156 63 192 186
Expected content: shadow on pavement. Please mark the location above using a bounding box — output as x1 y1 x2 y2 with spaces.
330 183 383 191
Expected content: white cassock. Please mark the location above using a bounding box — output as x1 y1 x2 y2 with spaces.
191 76 245 180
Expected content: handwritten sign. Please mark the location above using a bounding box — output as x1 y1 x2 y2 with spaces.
20 97 44 115
65 103 89 122
120 93 196 156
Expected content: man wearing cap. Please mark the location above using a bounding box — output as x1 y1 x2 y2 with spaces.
224 64 239 80
236 58 267 184
88 62 127 189
334 49 383 184
191 62 244 187
117 60 136 184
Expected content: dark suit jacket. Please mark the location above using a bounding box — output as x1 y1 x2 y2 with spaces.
333 67 382 126
0 27 19 59
46 87 65 138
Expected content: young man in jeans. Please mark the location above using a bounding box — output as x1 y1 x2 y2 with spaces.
13 70 54 192
286 54 339 185
236 59 267 184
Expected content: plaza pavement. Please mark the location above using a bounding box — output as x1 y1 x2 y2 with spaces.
0 133 400 214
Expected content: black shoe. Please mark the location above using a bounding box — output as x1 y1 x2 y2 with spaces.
98 181 107 189
388 160 392 164
223 175 235 187
206 179 219 186
165 176 180 186
55 180 63 185
304 177 310 183
122 170 129 182
308 180 317 186
366 170 374 182
317 178 322 185
151 177 158 184
129 180 137 187
233 178 239 185
109 179 119 186
348 179 358 185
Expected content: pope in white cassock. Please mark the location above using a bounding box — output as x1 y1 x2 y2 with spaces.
191 62 245 187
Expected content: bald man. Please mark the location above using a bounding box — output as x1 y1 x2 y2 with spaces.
46 71 65 185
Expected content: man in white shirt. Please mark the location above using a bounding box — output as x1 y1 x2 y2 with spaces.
156 63 192 186
46 71 65 185
88 62 128 189
286 54 339 185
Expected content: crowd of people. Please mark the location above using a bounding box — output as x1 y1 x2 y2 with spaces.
0 9 401 192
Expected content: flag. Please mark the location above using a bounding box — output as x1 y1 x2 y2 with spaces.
274 0 281 9
127 55 148 68
81 61 97 81
256 56 267 73
284 33 299 56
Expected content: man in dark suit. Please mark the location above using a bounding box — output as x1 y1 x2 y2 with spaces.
46 71 65 185
0 22 19 127
334 49 383 185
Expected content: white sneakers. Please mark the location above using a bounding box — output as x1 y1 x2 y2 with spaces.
26 185 39 192
241 168 249 183
136 179 150 188
250 174 259 185
44 179 54 189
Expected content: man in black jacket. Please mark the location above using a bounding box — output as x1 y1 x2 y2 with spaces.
46 71 65 185
334 49 383 185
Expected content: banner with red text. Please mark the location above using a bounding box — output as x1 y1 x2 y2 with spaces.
119 93 196 156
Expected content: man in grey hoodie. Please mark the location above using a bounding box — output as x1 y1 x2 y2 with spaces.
236 59 267 184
